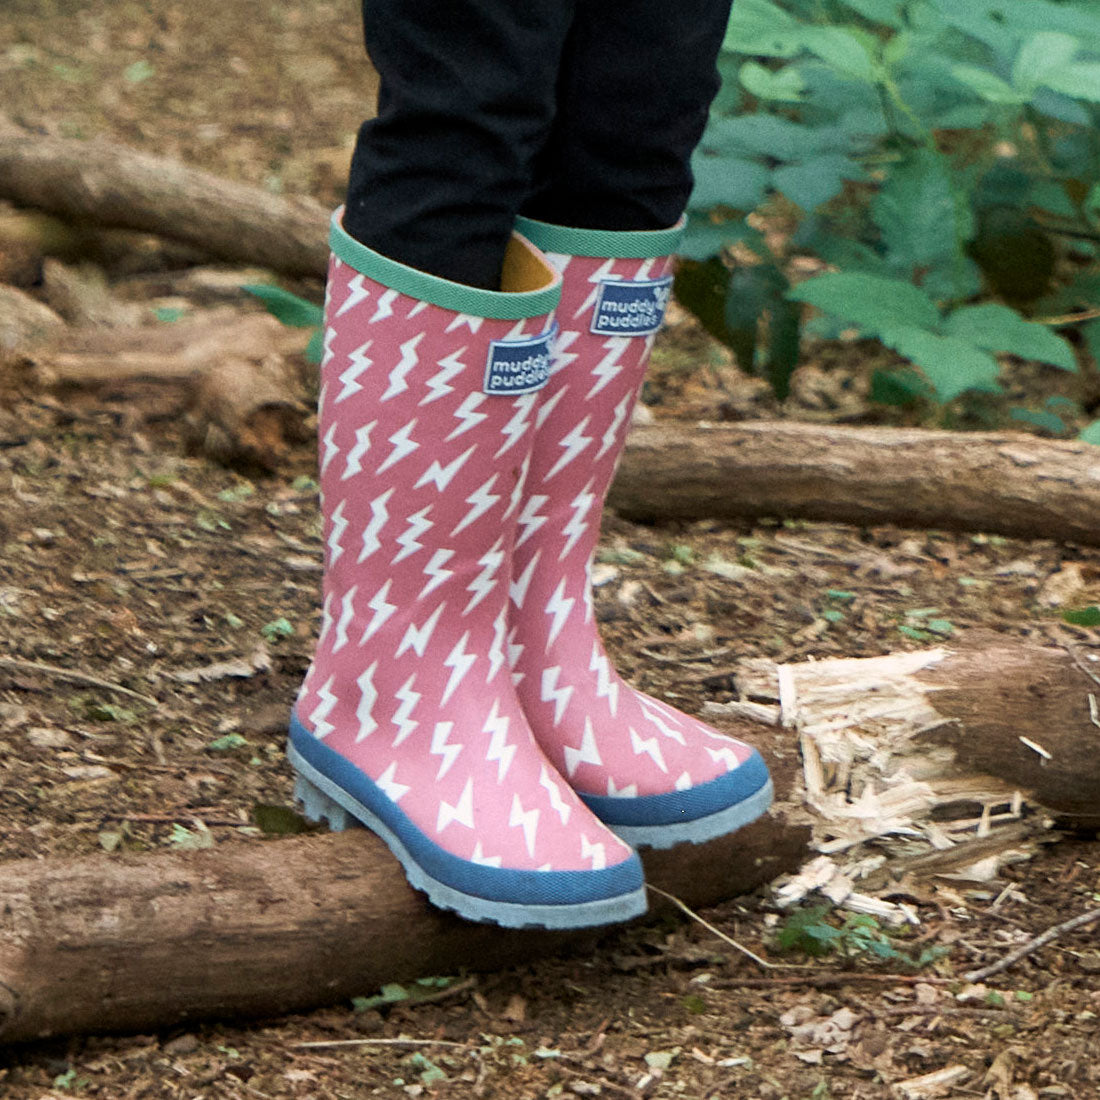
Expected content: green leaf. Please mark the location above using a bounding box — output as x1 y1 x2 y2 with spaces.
871 366 931 405
706 113 816 161
724 0 805 58
801 25 879 82
1013 32 1080 96
169 822 214 850
1080 419 1100 445
788 272 941 335
873 147 965 282
123 59 155 84
944 304 1076 370
1043 61 1100 103
353 983 411 1011
1063 606 1100 627
208 732 249 752
739 60 808 102
950 64 1026 105
154 306 186 323
242 284 324 328
835 0 905 29
880 327 1001 402
1012 406 1067 434
767 295 802 402
774 154 865 211
689 152 771 211
261 617 295 641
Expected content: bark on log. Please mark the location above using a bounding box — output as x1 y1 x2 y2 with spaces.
0 127 329 279
0 639 1096 1044
613 421 1100 547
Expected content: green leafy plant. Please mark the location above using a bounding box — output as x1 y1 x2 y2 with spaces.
243 283 324 364
775 904 948 967
682 0 1100 437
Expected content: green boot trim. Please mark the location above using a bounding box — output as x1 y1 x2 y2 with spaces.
329 210 561 320
512 216 684 260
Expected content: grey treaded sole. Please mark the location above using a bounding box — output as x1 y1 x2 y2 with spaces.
605 777 775 850
286 741 648 930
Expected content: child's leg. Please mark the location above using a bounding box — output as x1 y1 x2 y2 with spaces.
343 0 575 290
521 0 734 232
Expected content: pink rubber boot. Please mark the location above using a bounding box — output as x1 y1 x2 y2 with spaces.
290 211 645 928
508 216 772 849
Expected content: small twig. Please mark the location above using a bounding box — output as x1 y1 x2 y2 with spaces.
291 1037 467 1050
0 655 157 706
964 905 1100 982
645 884 778 970
99 812 253 827
716 972 955 989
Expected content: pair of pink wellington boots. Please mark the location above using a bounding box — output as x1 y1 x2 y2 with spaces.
290 210 772 929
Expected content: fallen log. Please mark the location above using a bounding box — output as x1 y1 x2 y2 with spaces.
1 637 1096 1044
0 125 329 279
613 420 1100 546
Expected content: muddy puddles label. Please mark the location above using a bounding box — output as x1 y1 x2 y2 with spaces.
483 324 556 395
591 276 673 337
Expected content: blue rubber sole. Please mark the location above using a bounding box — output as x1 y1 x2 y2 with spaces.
580 751 774 850
287 716 647 930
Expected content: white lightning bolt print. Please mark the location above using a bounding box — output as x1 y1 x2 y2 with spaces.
463 538 503 615
483 699 515 783
308 676 338 740
607 777 639 798
395 602 445 658
675 771 694 791
391 674 420 747
450 473 500 537
437 777 475 832
392 505 433 564
376 418 419 474
563 716 603 777
332 584 358 654
335 272 369 317
429 720 463 780
637 697 687 745
445 312 484 334
419 548 455 599
534 384 568 430
508 794 540 858
359 579 396 644
509 549 540 611
575 259 619 318
355 661 379 742
540 665 575 727
544 578 576 648
357 488 393 563
596 392 633 461
589 645 620 716
506 624 525 687
414 444 476 493
560 480 596 561
341 420 376 482
381 333 424 401
550 328 581 377
542 415 593 482
441 631 477 705
495 392 537 458
515 493 549 551
320 421 340 476
369 287 398 324
539 764 572 826
336 339 373 404
706 745 742 770
327 498 349 566
376 761 410 804
588 337 629 399
580 834 607 871
446 392 488 440
487 607 507 684
629 727 668 773
421 348 466 405
470 842 502 867
320 326 336 371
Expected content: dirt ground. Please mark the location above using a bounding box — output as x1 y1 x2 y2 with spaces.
2 4 1100 1099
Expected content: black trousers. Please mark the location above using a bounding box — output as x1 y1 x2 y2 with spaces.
343 0 734 289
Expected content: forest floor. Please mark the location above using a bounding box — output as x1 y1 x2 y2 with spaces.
2 3 1100 1099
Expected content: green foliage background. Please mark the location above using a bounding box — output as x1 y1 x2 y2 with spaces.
680 0 1100 438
